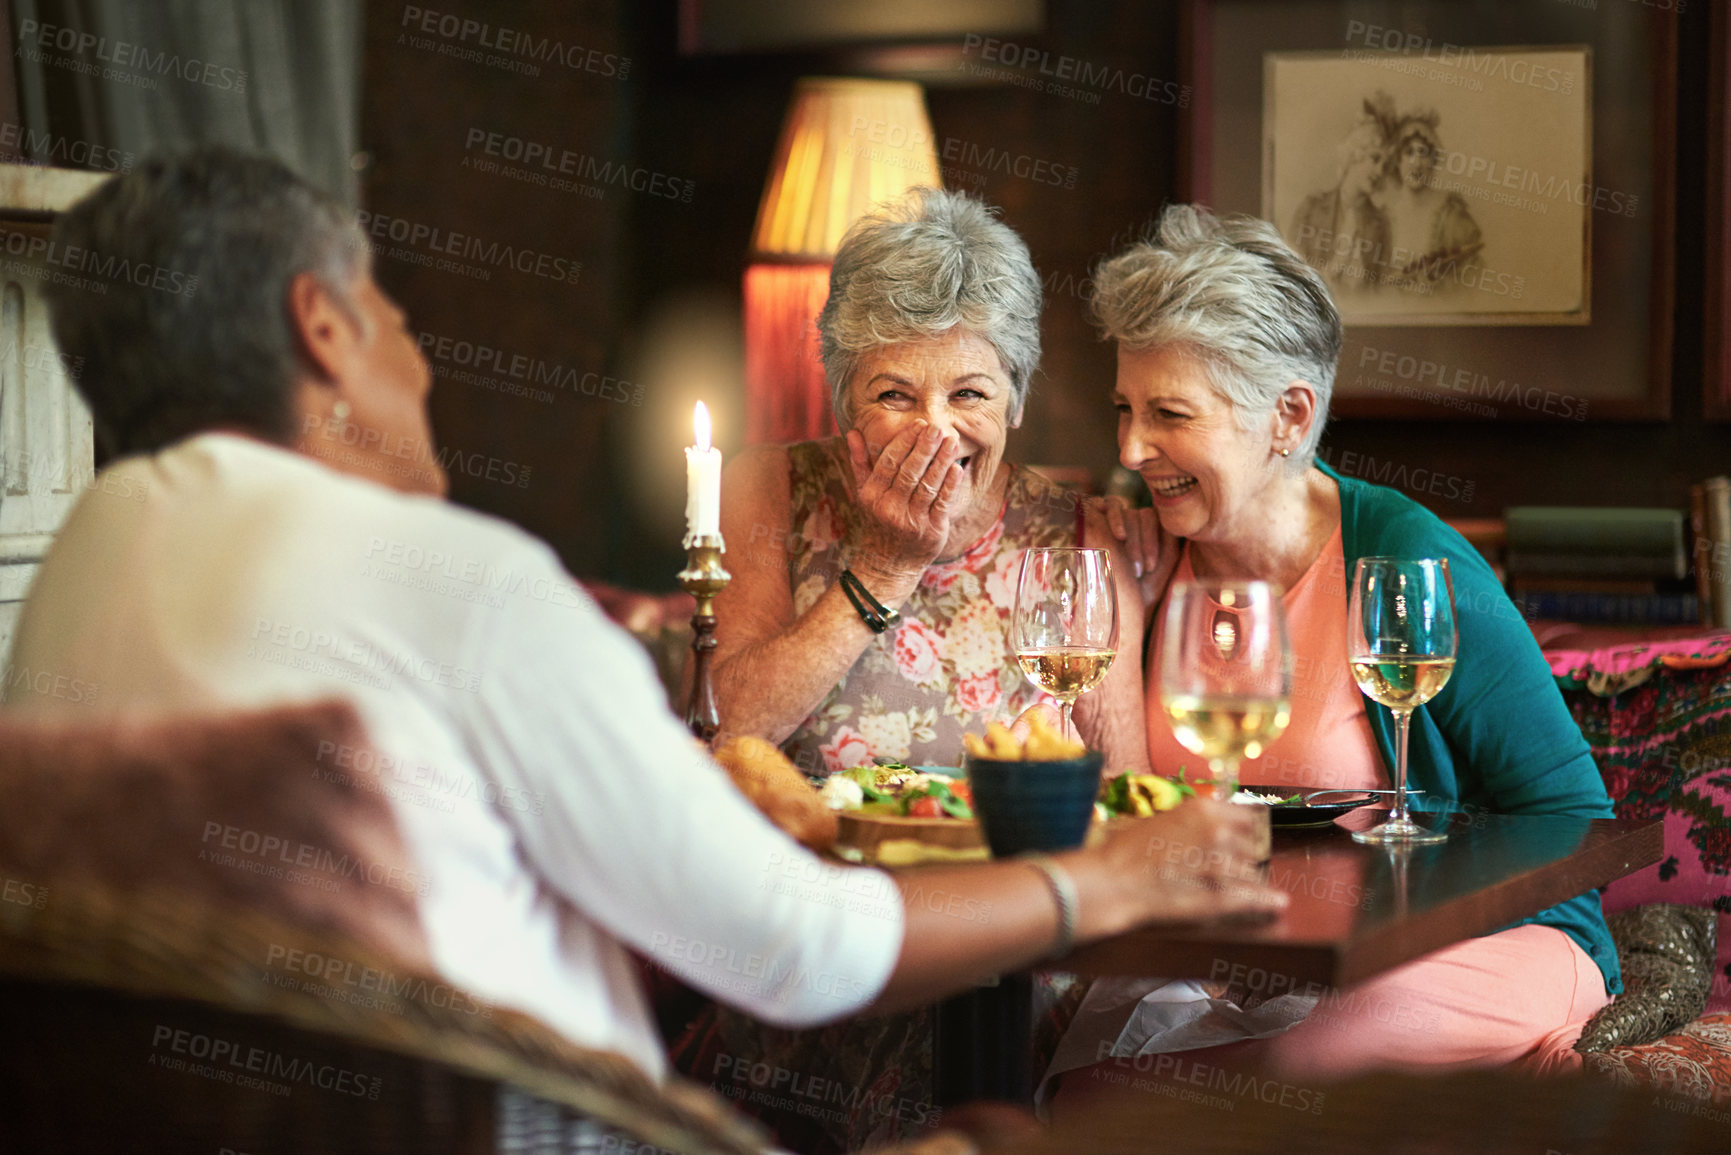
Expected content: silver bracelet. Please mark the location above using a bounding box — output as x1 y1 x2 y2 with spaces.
1023 854 1079 960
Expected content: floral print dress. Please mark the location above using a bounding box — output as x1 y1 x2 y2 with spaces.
780 437 1080 776
670 438 1086 1154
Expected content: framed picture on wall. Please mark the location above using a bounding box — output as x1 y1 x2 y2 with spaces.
1182 0 1676 420
1264 47 1591 327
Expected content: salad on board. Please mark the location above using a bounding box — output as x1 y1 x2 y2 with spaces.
821 762 974 820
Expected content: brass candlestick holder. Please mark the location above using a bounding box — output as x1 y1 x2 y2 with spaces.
679 532 732 743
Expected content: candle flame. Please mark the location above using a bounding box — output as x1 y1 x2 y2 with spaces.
694 401 712 453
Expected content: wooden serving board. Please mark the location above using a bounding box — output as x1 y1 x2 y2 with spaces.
835 811 984 856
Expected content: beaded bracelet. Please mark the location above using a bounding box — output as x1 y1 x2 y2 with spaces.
1023 853 1079 960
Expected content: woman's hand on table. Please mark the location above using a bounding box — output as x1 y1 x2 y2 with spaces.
846 422 964 592
869 797 1284 1012
1069 799 1286 932
1091 495 1181 611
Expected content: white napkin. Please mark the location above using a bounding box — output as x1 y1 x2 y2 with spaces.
1037 976 1320 1107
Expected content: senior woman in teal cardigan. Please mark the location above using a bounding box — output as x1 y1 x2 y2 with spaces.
1049 204 1616 1102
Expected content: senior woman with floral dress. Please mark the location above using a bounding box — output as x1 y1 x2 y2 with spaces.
669 188 1148 1152
711 186 1148 776
1047 204 1620 1109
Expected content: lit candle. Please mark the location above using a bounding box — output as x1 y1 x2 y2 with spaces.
685 401 722 540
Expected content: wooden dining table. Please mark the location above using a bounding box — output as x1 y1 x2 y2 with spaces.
931 805 1664 1105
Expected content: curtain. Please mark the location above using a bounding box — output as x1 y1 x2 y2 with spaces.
11 0 361 203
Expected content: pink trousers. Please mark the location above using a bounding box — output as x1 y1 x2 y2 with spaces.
1255 923 1611 1081
1050 924 1612 1124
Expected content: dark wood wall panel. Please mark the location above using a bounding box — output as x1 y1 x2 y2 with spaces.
363 0 1727 591
360 0 628 580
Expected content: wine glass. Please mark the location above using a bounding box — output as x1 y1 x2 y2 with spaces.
1012 548 1119 744
1348 557 1457 845
1157 580 1293 799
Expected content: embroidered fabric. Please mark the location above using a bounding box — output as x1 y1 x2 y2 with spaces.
1577 905 1718 1053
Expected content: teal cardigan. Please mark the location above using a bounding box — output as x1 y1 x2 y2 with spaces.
1326 461 1621 996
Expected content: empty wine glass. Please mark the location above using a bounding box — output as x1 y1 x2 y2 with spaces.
1012 548 1119 744
1348 557 1457 845
1158 580 1293 799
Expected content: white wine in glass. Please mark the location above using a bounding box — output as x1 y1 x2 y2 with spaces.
1161 695 1291 766
1158 580 1293 798
1349 658 1457 711
1015 648 1116 700
1012 548 1119 743
1348 558 1457 845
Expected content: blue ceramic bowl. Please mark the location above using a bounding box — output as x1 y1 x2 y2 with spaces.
963 750 1104 857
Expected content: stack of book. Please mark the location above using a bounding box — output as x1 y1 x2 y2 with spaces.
1691 477 1731 629
1505 506 1699 625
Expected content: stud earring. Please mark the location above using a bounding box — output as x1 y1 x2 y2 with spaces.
331 400 351 432
1279 447 1292 458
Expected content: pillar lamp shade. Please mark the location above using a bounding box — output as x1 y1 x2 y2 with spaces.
745 78 943 444
750 77 943 260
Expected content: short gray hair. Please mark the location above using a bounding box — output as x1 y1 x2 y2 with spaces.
44 147 368 458
1091 204 1341 466
818 187 1041 429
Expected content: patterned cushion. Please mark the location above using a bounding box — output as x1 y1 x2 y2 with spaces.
0 700 429 968
1556 644 1731 1014
1598 760 1731 1016
1578 906 1717 1052
1582 1012 1731 1106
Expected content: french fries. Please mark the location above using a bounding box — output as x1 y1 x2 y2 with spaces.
962 712 1087 761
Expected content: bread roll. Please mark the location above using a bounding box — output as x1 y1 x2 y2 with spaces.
713 736 837 853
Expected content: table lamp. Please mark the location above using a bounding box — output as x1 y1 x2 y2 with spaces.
744 77 943 444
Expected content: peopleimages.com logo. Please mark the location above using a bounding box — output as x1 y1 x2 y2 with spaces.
150 1024 382 1099
398 6 629 80
0 123 132 172
0 227 198 298
354 211 582 287
463 129 694 202
16 19 247 93
960 34 1189 106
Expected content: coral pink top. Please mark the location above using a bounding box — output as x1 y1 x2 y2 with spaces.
1145 525 1387 791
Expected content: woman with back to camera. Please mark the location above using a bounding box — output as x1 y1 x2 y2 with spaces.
3 151 1284 1149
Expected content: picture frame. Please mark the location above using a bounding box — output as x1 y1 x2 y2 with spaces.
1264 46 1591 328
1181 0 1676 421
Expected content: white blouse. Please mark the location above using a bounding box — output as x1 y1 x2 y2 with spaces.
3 432 903 1078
